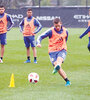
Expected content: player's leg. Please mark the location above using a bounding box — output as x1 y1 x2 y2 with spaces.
24 37 31 63
31 36 37 63
56 57 71 86
49 51 66 76
52 50 71 86
32 47 37 63
0 33 7 63
52 56 64 75
0 45 4 63
52 50 66 74
49 52 57 67
1 44 5 58
56 56 67 78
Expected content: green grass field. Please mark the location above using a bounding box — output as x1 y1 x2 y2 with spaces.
0 28 90 100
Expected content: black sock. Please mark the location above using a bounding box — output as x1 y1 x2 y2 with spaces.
27 56 30 60
34 57 37 60
0 57 3 60
64 78 69 82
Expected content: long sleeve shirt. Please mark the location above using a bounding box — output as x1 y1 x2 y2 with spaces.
19 16 42 34
0 13 14 31
37 26 68 44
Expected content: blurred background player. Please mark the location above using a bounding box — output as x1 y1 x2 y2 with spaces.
79 9 90 51
19 8 42 63
0 5 13 63
37 18 71 86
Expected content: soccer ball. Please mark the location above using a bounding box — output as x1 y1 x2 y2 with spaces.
28 72 39 83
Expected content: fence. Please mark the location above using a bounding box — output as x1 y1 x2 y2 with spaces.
1 0 90 9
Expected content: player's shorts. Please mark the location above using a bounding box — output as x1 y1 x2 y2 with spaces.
24 35 36 48
0 33 7 45
49 49 67 65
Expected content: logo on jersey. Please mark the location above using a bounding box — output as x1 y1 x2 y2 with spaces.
26 24 31 28
25 24 31 34
0 20 4 33
56 37 63 47
51 58 54 61
0 20 4 27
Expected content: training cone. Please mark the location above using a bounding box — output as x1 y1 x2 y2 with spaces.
9 73 15 87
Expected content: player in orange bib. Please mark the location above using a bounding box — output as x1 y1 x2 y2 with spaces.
79 9 90 51
19 8 42 63
0 5 13 63
37 18 71 86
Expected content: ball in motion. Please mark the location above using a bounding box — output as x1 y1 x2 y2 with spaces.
28 72 39 83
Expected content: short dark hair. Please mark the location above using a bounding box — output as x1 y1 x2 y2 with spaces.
0 5 4 8
27 8 32 11
53 18 62 24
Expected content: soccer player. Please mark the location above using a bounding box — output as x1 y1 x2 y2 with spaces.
19 8 42 63
0 5 13 63
79 9 90 51
37 18 71 86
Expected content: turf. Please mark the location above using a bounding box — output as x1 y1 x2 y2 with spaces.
0 28 90 100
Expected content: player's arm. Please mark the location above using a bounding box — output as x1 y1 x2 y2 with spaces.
88 21 90 39
34 18 42 34
36 29 52 48
88 20 90 39
88 35 90 44
88 33 90 38
19 19 24 32
66 30 68 42
88 28 90 51
87 9 90 51
7 14 14 31
79 26 90 39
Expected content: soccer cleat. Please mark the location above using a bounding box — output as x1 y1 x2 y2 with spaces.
34 60 37 64
24 59 31 63
52 68 57 74
65 81 71 86
0 59 3 63
52 65 60 74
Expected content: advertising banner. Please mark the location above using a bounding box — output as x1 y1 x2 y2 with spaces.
6 7 90 28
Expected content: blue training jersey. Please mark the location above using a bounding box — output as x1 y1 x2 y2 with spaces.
0 13 14 31
19 16 42 34
37 26 68 44
80 26 90 38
